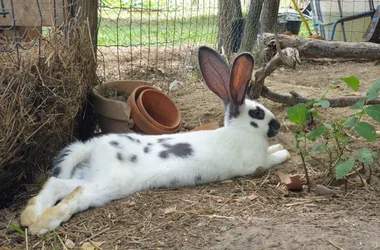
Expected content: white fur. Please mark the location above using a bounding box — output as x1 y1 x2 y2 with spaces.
20 47 290 235
20 99 289 235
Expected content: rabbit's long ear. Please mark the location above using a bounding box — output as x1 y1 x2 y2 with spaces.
198 46 231 105
229 52 254 107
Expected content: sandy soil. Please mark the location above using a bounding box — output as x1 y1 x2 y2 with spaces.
1 56 380 250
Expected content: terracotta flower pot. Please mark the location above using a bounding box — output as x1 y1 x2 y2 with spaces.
137 89 181 132
92 80 152 134
191 121 220 131
127 85 181 135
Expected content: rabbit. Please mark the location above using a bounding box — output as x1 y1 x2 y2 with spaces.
20 46 290 235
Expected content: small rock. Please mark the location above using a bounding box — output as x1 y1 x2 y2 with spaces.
169 80 184 92
315 184 337 197
65 239 75 249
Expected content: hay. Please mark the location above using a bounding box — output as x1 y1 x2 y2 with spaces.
0 22 98 207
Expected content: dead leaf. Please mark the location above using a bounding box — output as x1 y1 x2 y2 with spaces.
163 206 176 214
248 192 258 201
81 241 104 250
276 171 302 191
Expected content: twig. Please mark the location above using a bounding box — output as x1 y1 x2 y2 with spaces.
25 228 28 250
79 228 110 245
284 200 314 206
260 171 271 187
325 238 344 250
56 233 68 250
299 149 311 192
198 214 235 220
366 163 373 184
261 86 380 107
86 17 97 62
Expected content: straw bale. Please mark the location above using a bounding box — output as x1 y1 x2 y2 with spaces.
0 22 98 207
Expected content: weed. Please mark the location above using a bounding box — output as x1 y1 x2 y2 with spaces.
286 77 380 192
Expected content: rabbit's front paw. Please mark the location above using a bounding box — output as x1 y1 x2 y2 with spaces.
267 144 284 154
20 197 39 227
274 149 290 163
267 149 290 166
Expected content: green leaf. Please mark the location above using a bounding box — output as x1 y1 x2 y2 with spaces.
336 157 356 179
314 99 330 108
354 122 377 142
311 142 330 153
340 76 360 91
10 224 25 235
342 116 358 128
365 105 380 122
366 78 380 101
350 98 366 110
286 103 309 125
306 125 325 141
354 148 377 164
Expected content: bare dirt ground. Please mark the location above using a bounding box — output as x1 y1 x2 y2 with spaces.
1 56 380 249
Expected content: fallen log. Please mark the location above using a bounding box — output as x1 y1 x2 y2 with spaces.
262 33 380 60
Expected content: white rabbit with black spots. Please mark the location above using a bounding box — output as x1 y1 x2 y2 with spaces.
20 46 290 235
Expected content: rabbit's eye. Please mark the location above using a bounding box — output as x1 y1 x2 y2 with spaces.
248 107 265 120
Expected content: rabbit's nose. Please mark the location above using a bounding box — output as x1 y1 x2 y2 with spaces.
267 119 280 138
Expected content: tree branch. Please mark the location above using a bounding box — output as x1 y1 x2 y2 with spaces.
262 33 380 60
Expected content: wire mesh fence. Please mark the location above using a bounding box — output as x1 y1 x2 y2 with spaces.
96 0 253 83
0 0 80 64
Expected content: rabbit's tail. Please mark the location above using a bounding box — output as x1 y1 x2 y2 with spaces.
51 140 93 179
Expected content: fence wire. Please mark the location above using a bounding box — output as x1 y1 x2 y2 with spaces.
1 0 379 82
96 0 253 83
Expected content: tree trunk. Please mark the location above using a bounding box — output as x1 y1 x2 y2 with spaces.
77 0 98 53
260 0 280 33
232 0 243 19
218 0 234 57
239 0 264 53
262 33 380 60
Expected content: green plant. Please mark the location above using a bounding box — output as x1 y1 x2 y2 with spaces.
286 77 380 192
10 223 25 235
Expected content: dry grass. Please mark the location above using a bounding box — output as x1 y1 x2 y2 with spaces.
0 21 98 207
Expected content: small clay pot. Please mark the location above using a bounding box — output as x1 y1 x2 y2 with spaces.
137 89 181 132
127 85 181 135
191 121 219 131
92 80 152 134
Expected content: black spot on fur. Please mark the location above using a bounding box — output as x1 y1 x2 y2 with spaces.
267 119 280 138
144 146 151 153
109 141 120 147
249 107 265 120
144 143 153 153
228 104 240 119
159 150 169 159
129 154 138 163
195 174 202 184
250 121 258 128
159 143 194 159
52 166 61 177
53 148 71 167
157 138 172 143
117 152 124 161
123 135 141 143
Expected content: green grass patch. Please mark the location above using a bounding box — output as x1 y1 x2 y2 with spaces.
98 13 218 47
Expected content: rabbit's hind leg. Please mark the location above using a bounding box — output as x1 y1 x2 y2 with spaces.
20 177 83 228
27 170 135 235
